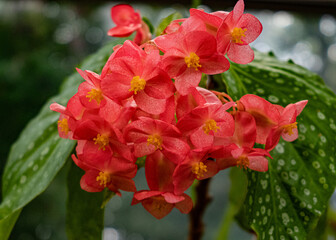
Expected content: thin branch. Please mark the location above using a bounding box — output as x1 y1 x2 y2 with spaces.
188 178 212 240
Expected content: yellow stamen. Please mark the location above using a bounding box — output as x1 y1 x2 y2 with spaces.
192 162 208 179
129 76 146 94
86 88 104 105
96 172 111 187
202 119 220 134
231 27 247 44
185 52 202 71
58 118 69 135
93 133 109 150
147 134 163 150
236 155 249 170
282 122 298 135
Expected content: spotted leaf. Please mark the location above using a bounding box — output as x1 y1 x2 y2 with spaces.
221 51 336 240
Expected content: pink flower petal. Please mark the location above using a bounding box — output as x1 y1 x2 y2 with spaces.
133 190 161 201
173 163 195 195
108 175 136 192
175 67 202 95
175 194 193 214
108 25 141 37
248 155 268 172
232 0 244 23
111 4 141 26
162 136 190 163
200 54 230 74
99 97 122 123
80 170 104 192
134 90 167 115
227 44 254 64
183 31 217 57
237 13 263 43
232 111 256 148
295 100 308 115
190 127 214 148
265 127 282 151
216 23 232 54
134 141 156 158
146 151 176 192
162 192 185 204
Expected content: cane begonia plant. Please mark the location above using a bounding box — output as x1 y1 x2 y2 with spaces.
9 0 336 240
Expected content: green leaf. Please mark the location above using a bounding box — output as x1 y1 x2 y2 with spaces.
0 87 76 220
191 0 202 8
142 17 154 34
220 51 336 239
309 208 328 240
66 162 105 240
101 189 116 209
0 210 21 240
0 39 125 236
155 12 183 36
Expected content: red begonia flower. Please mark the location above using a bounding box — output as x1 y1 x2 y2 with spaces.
131 151 192 219
50 93 90 139
211 144 270 172
211 110 268 171
124 117 190 163
237 94 280 144
177 102 235 148
265 100 308 150
132 191 192 219
216 0 262 64
76 68 122 123
72 153 137 195
101 41 175 115
108 4 151 45
73 116 134 161
173 149 218 195
162 31 230 95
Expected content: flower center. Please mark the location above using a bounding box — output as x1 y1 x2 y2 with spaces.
282 122 298 135
231 27 247 44
86 88 104 105
58 118 69 135
93 133 109 150
129 76 146 94
192 162 208 179
151 196 166 211
202 119 220 134
147 134 163 150
185 52 202 71
96 171 111 187
236 155 249 170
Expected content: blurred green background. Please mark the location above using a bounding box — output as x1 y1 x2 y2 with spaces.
1 1 335 239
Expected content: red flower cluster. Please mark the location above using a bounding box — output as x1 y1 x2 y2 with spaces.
50 0 307 219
